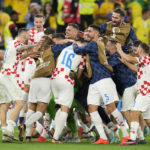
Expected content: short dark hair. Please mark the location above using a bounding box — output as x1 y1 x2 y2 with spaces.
35 14 44 18
18 28 28 35
133 40 142 47
76 35 87 43
88 24 100 33
113 8 125 17
142 8 150 15
44 27 56 36
53 33 65 39
140 42 150 54
68 23 79 30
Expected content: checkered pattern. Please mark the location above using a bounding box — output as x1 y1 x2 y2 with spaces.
29 27 39 45
1 40 23 75
51 67 75 85
137 56 150 96
73 42 111 84
79 55 86 69
29 27 45 45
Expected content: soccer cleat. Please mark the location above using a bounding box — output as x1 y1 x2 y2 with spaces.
92 138 109 144
2 136 15 143
52 138 63 144
120 139 137 145
37 136 47 142
26 136 31 143
138 139 147 144
121 136 130 144
64 136 81 143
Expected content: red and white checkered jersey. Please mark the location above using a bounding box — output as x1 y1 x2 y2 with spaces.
137 56 150 96
51 45 85 84
29 27 45 45
1 39 23 75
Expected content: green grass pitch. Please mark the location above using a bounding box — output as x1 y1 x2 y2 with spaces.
0 128 150 150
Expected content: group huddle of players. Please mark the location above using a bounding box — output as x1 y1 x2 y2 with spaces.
0 8 150 145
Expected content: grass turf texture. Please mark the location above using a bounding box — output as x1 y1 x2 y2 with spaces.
0 128 150 150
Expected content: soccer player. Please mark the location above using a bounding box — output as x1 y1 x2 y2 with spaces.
0 28 30 142
106 39 137 127
51 36 86 143
100 8 137 53
116 42 150 145
73 24 129 144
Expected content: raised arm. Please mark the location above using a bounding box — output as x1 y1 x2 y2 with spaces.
73 41 97 54
116 43 138 64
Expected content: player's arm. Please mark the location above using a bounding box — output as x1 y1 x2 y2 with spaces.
51 42 73 53
116 43 138 64
16 45 35 53
118 57 137 73
0 51 4 60
73 41 97 54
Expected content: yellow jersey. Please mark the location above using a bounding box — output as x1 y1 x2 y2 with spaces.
133 17 150 44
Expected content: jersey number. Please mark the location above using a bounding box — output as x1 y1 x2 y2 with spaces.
61 51 75 69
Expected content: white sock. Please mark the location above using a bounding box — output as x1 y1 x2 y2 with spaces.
1 126 7 133
26 109 35 120
26 111 43 127
103 124 112 135
53 111 68 140
90 111 107 140
111 109 129 137
7 120 16 133
130 121 139 141
78 119 89 133
137 126 144 140
43 113 50 132
35 121 43 135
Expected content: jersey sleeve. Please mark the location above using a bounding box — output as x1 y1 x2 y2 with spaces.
78 55 86 69
136 56 150 66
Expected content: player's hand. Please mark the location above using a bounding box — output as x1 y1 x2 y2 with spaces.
116 43 122 51
118 57 127 65
29 51 41 58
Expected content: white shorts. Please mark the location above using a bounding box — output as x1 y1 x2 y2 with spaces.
132 94 150 119
24 58 36 85
0 73 24 101
51 76 74 108
29 77 51 104
121 83 137 112
0 84 11 104
87 78 119 106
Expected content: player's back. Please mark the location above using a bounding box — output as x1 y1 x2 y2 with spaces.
56 45 82 75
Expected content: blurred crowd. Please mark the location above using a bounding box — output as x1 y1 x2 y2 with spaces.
0 0 150 50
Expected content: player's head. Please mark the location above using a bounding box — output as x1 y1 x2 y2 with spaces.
75 35 88 46
44 27 56 38
105 39 118 55
18 28 30 44
83 29 90 42
133 40 142 57
112 8 125 27
65 23 79 40
86 24 100 41
138 42 150 56
34 14 45 31
38 35 53 51
53 33 65 44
